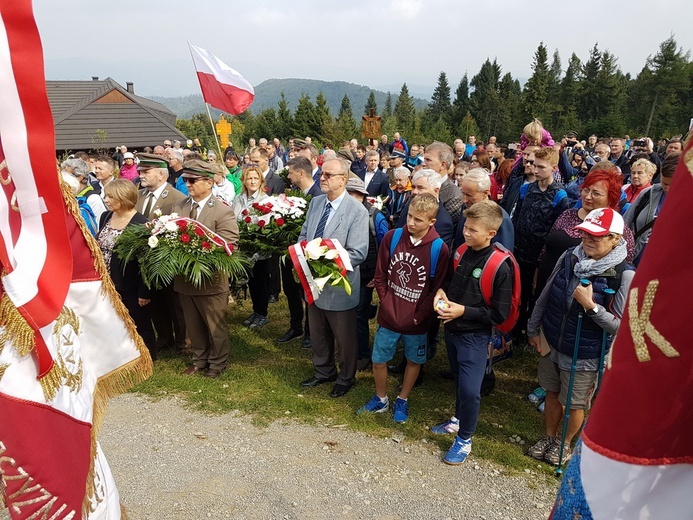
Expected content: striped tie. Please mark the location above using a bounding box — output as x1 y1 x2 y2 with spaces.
190 202 200 220
313 202 332 239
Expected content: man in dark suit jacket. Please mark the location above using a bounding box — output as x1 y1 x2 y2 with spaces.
395 169 454 251
298 158 369 398
173 160 240 378
276 157 323 345
250 146 285 195
423 141 463 226
359 150 390 197
296 142 321 182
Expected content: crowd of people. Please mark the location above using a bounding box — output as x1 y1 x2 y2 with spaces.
58 119 684 466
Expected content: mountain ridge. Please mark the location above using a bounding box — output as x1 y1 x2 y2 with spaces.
148 78 429 119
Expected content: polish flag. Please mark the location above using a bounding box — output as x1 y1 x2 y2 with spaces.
0 1 151 518
189 42 254 115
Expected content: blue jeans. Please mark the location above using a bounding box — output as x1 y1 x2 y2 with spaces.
355 283 374 360
445 330 491 439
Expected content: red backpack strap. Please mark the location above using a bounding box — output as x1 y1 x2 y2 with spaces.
453 243 468 271
478 244 512 306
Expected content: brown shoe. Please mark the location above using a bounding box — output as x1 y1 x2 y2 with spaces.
182 365 205 376
204 368 222 378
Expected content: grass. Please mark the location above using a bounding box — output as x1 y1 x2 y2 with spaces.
132 294 557 477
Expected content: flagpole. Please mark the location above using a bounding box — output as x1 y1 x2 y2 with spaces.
204 102 224 160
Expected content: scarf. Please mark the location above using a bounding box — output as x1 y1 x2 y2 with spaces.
572 238 627 279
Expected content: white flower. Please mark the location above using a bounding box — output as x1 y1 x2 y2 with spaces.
313 275 331 291
148 235 159 248
164 220 178 232
324 249 339 260
154 209 163 217
304 238 328 260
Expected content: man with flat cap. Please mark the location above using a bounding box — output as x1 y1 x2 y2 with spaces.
173 159 240 378
135 153 188 354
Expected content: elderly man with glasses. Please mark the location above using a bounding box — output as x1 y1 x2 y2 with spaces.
297 158 369 398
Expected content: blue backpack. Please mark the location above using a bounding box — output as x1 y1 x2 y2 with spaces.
389 227 444 279
77 196 98 237
519 182 568 208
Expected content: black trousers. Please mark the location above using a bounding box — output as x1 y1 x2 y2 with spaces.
281 258 307 332
248 258 270 316
150 283 185 348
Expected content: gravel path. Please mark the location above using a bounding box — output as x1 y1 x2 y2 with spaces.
93 394 555 519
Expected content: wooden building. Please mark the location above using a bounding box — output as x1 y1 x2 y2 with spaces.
46 77 186 152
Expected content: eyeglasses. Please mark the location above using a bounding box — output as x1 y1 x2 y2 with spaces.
184 177 205 185
319 172 345 179
578 230 613 242
580 188 606 199
524 160 534 165
242 163 260 169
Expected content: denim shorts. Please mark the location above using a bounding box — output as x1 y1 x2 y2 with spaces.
372 326 427 364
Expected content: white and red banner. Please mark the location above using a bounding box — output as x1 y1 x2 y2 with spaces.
550 140 693 518
288 238 352 305
0 1 151 518
189 42 254 116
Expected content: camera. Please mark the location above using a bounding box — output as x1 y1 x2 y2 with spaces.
573 149 588 158
566 139 578 147
633 139 647 148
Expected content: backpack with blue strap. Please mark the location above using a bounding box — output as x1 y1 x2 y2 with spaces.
389 227 444 279
519 182 568 212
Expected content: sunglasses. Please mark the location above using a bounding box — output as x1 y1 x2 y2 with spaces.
184 177 206 184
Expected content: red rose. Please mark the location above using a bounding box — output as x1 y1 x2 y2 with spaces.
251 203 259 210
177 220 187 229
242 209 249 216
180 234 191 243
194 227 205 237
244 216 252 223
228 244 235 252
212 236 225 246
201 241 211 250
257 220 266 228
276 218 285 227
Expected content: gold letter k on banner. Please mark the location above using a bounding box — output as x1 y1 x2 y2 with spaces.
629 280 680 362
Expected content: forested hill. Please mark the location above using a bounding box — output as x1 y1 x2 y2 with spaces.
148 78 428 119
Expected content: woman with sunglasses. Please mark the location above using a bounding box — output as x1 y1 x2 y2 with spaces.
232 164 271 330
527 207 634 466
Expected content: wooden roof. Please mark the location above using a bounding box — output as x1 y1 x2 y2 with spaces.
46 78 186 151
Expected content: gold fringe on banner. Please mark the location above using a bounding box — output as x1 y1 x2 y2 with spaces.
58 177 153 517
0 291 35 357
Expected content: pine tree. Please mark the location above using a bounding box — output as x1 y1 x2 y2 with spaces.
497 72 523 142
291 94 319 139
523 42 551 123
364 91 378 115
428 71 452 124
470 59 502 139
451 74 470 134
383 92 393 119
557 53 583 135
578 44 602 125
633 36 691 136
336 94 358 142
394 84 416 136
276 92 293 140
313 91 332 141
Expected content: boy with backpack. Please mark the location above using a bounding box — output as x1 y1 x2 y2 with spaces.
357 193 450 423
433 200 519 464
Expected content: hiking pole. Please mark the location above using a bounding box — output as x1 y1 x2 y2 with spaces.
595 288 616 399
556 278 590 477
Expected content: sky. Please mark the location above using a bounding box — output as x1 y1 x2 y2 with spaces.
34 0 693 99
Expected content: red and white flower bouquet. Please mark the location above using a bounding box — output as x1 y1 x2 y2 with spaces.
288 237 353 304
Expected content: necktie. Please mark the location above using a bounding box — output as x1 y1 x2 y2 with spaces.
143 193 154 219
191 202 200 220
313 202 332 239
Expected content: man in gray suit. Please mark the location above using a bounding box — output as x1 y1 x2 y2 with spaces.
298 159 369 397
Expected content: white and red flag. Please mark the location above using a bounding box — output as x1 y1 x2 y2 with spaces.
0 1 151 518
189 42 254 115
550 141 693 518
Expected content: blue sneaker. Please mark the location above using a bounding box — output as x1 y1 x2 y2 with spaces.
444 436 472 465
431 417 460 435
393 398 409 423
357 395 389 415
